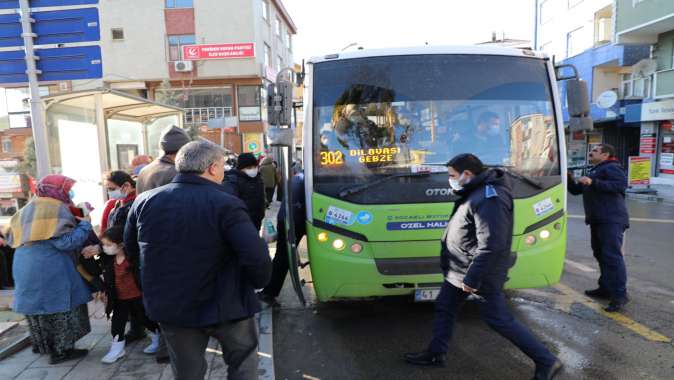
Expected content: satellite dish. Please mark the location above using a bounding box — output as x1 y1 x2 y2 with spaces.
631 59 657 78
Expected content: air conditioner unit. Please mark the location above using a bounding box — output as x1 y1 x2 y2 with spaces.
174 60 193 72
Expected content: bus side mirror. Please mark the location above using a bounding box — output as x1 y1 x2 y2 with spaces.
569 116 593 132
567 79 593 132
566 79 590 117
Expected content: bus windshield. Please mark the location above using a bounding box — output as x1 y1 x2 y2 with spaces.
312 54 560 204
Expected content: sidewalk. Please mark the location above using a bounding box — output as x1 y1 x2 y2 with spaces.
627 183 674 203
0 203 281 380
0 297 274 380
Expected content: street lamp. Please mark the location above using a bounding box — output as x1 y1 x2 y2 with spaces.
341 42 359 51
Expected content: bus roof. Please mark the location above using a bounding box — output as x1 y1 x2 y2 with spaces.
307 45 549 64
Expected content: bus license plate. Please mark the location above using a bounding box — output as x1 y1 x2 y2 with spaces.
415 288 440 302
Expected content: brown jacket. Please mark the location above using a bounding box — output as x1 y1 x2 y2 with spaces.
136 156 178 194
259 157 277 189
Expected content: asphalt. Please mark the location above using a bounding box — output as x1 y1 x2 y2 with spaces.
272 196 674 380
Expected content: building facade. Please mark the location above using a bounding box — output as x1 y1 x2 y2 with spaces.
99 0 297 156
616 0 674 185
2 0 297 165
535 0 650 173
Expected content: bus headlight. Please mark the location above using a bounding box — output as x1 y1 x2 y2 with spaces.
332 239 346 251
539 230 551 239
350 243 363 254
317 232 329 243
525 235 537 245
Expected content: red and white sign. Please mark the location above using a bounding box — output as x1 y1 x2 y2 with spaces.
182 43 255 61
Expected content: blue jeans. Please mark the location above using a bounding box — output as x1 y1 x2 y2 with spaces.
429 281 556 367
590 223 627 299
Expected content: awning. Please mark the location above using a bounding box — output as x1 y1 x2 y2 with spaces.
43 88 183 122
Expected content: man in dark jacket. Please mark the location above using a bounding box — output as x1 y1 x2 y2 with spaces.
405 154 562 380
568 144 629 312
223 152 266 231
136 125 190 194
258 170 306 306
125 140 271 380
135 125 190 363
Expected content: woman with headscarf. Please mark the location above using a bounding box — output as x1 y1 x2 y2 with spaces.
7 175 94 365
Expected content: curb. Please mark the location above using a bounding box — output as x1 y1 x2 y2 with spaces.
0 329 30 361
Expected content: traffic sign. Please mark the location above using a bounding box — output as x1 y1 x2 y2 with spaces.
0 7 100 48
0 45 102 84
0 0 98 9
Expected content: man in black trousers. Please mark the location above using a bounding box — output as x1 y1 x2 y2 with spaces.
568 143 629 312
404 153 562 380
258 167 306 306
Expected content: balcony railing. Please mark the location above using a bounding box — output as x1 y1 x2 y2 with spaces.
183 107 233 126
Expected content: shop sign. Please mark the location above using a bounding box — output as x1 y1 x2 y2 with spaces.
661 153 674 166
242 133 264 157
628 156 651 186
640 131 657 154
0 174 22 193
239 106 261 121
639 99 674 122
0 160 19 169
182 43 255 61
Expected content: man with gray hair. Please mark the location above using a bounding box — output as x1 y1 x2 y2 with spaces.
124 140 271 380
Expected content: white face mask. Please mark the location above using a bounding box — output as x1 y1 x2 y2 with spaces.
449 173 469 191
108 189 125 200
243 168 259 178
103 245 119 256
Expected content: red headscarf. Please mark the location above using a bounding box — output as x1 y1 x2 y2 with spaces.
36 175 75 204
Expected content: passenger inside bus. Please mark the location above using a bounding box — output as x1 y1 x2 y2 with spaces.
449 111 510 166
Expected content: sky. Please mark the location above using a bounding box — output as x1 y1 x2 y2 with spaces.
283 0 536 62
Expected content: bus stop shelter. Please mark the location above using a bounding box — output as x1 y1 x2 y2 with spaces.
42 88 183 221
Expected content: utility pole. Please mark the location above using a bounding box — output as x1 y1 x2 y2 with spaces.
19 0 50 179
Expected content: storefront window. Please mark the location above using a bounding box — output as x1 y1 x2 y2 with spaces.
155 87 233 126
238 86 261 121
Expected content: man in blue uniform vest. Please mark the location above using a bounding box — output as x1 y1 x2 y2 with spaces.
404 154 562 380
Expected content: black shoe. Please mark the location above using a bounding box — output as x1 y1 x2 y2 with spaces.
32 345 39 354
258 292 280 307
124 330 147 343
584 288 610 299
404 351 446 367
156 355 171 364
605 297 629 312
532 359 563 380
49 348 88 365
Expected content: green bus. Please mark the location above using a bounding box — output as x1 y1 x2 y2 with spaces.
290 46 573 303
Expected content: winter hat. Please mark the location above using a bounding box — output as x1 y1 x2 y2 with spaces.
160 126 190 153
237 153 258 169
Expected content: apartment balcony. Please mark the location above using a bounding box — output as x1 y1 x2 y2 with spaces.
654 69 674 99
183 107 233 126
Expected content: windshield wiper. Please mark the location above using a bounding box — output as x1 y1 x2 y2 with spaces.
485 165 544 190
339 172 432 198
